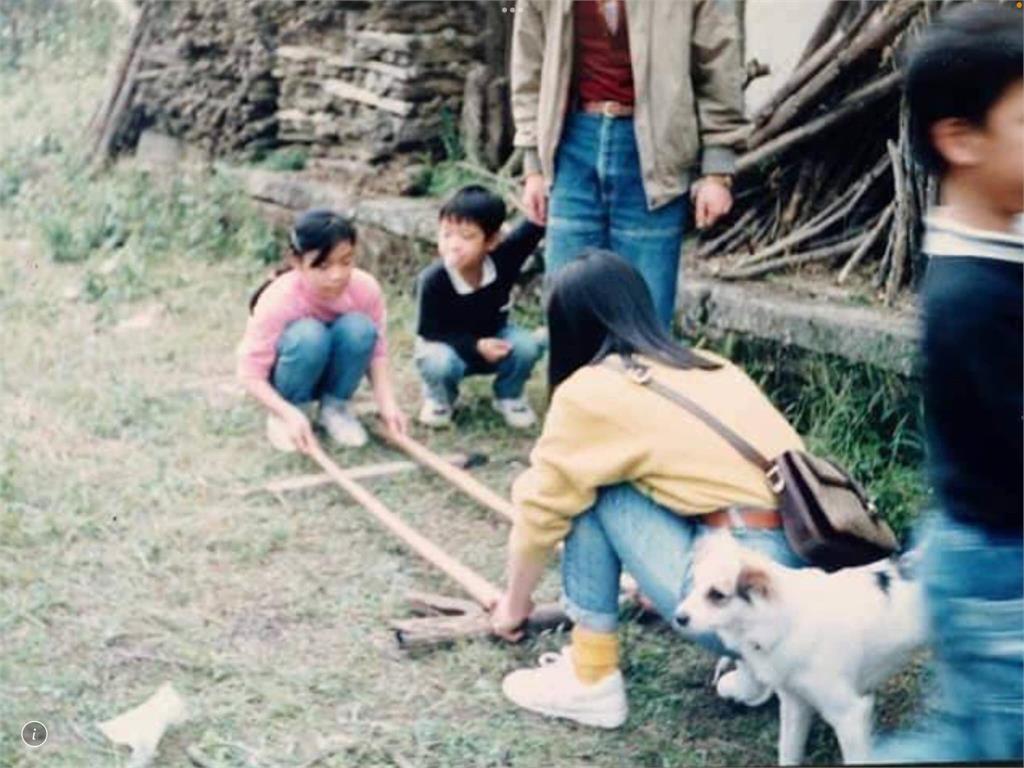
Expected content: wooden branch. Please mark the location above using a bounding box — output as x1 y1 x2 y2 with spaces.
737 70 901 175
885 138 910 305
693 207 758 259
749 1 924 149
89 4 150 162
242 453 472 496
371 427 517 523
718 236 862 281
753 5 875 129
308 444 501 606
873 218 897 290
837 203 894 284
796 0 846 65
736 155 888 267
393 602 568 649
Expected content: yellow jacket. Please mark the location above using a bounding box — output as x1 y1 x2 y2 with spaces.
510 353 804 562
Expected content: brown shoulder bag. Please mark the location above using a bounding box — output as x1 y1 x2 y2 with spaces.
606 356 899 570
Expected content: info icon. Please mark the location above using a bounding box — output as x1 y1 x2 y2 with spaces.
21 721 47 748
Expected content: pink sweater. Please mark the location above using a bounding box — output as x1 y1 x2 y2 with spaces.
237 268 388 381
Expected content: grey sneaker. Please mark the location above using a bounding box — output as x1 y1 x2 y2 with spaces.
493 396 536 429
417 397 453 428
318 398 368 448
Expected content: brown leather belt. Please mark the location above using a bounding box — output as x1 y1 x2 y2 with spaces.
580 100 634 117
700 507 783 530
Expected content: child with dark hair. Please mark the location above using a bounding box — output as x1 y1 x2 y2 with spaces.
415 185 546 429
875 4 1022 762
237 208 406 452
489 249 805 727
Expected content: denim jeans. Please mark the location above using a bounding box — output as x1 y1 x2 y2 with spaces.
873 511 1023 764
562 483 803 654
271 313 377 405
414 325 544 405
546 112 689 328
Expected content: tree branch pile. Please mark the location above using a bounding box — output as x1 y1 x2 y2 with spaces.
697 0 938 305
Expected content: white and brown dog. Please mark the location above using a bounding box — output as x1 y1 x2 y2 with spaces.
675 531 926 766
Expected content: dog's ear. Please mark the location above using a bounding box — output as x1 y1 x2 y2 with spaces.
736 565 772 603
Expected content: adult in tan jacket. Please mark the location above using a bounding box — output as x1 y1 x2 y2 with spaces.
512 0 747 326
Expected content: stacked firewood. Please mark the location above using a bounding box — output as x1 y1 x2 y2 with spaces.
696 0 938 305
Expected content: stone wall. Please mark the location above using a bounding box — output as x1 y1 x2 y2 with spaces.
122 1 491 187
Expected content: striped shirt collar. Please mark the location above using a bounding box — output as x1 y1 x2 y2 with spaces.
924 209 1024 264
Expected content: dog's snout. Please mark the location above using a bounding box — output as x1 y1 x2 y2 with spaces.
673 611 690 629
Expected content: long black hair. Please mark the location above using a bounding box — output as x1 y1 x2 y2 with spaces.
249 209 357 312
545 249 719 392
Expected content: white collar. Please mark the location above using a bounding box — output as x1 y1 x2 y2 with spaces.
445 256 497 295
924 210 1024 264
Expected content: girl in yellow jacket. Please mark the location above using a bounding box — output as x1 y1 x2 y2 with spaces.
490 249 805 728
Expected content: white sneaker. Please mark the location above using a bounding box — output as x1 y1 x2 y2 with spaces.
493 396 536 429
712 656 773 707
417 398 453 428
318 398 368 448
501 646 628 729
266 403 315 452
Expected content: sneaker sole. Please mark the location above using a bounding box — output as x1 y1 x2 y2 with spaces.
503 687 627 729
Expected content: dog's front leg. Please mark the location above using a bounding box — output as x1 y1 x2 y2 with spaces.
777 689 814 766
828 694 874 764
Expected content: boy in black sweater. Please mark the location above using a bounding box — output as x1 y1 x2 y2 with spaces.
874 5 1022 762
415 185 545 428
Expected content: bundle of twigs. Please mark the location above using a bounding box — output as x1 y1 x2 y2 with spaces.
697 0 940 305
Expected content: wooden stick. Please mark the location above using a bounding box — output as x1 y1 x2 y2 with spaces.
308 444 501 606
796 0 846 65
885 138 910 305
735 156 888 267
372 428 517 523
749 1 924 149
392 602 568 649
243 453 471 496
718 236 862 281
753 5 875 130
837 203 894 284
737 70 902 176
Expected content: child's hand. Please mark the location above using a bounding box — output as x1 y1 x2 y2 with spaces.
379 400 408 441
282 405 317 454
477 337 512 364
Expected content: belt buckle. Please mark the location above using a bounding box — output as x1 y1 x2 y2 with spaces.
601 101 618 118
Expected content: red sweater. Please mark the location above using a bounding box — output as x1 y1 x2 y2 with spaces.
573 0 635 105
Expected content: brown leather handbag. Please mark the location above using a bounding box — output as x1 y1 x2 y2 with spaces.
607 356 899 570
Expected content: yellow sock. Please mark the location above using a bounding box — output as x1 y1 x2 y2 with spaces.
571 626 620 685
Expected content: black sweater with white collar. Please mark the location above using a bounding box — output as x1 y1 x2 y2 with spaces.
416 220 544 370
920 214 1023 532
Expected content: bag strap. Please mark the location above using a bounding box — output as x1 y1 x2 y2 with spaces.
603 355 774 473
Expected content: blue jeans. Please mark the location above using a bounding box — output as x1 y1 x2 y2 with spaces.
873 512 1023 763
546 112 689 328
271 314 377 405
414 325 543 405
562 483 803 654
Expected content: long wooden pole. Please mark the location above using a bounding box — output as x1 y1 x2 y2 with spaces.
372 429 518 523
308 444 501 607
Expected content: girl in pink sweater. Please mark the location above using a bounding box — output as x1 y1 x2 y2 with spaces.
237 209 406 452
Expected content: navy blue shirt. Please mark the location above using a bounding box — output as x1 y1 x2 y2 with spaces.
920 215 1023 531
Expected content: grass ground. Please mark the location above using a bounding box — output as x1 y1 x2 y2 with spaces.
1 8 927 767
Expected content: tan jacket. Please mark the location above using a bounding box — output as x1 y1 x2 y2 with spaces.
511 0 747 210
510 352 804 563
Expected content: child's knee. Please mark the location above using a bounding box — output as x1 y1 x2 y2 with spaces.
416 342 465 381
508 332 543 365
331 312 377 354
279 318 330 358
